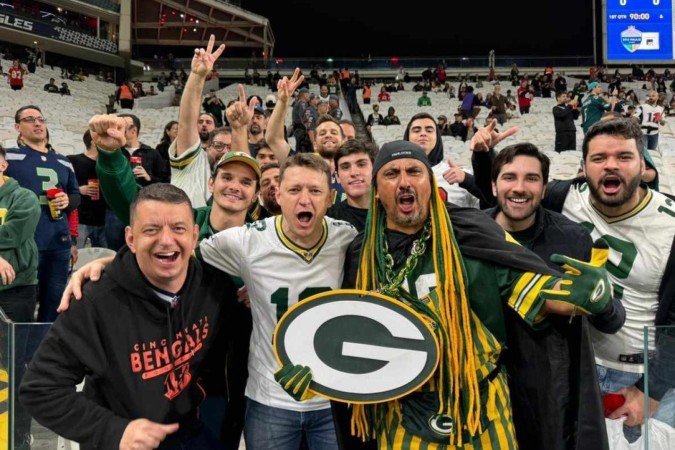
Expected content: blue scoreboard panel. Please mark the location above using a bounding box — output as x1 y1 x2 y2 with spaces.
604 0 675 63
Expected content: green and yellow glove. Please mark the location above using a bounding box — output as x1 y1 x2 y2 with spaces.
540 239 612 315
274 364 316 401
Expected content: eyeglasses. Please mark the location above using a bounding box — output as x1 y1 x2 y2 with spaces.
19 116 47 124
210 142 232 151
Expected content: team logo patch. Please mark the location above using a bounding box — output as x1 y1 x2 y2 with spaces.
590 280 606 304
428 414 454 436
621 26 642 53
274 289 440 403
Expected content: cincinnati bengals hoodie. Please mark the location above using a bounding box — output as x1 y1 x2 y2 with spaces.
19 246 235 449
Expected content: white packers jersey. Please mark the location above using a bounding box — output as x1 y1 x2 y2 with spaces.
432 162 480 208
199 216 357 411
562 184 675 372
168 139 211 208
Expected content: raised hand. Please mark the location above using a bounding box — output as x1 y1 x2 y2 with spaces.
277 68 305 104
470 118 519 153
442 159 466 185
225 84 257 129
190 34 226 78
88 115 127 151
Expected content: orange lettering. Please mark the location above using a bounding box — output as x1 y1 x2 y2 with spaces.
130 353 142 372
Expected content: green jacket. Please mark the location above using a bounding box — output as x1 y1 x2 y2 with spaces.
581 95 611 133
0 177 40 290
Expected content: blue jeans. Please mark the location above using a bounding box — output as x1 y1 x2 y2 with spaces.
37 247 71 322
597 365 675 441
77 224 107 248
642 133 659 151
105 208 126 252
244 398 338 450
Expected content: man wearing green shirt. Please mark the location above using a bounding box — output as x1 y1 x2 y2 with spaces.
581 82 616 134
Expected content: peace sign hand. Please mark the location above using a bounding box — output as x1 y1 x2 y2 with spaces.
277 68 305 104
191 34 226 78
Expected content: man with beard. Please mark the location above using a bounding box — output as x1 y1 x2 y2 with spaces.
326 139 375 231
248 105 268 155
285 140 614 450
471 117 675 441
259 163 281 216
481 142 624 450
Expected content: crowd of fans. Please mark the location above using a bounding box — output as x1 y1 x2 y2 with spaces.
0 40 674 450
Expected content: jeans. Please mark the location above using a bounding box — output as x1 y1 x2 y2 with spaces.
597 365 675 442
0 284 37 322
642 133 659 151
37 247 71 322
77 224 107 248
105 209 126 252
244 399 338 450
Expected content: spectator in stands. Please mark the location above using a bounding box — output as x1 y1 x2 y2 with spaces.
366 104 384 132
116 81 135 109
318 85 330 103
264 94 276 115
460 86 479 119
328 95 342 120
362 82 371 104
450 113 468 141
259 162 281 216
148 85 157 96
339 119 357 140
118 114 170 187
552 91 580 152
377 86 391 102
417 90 432 107
203 89 226 126
517 79 534 114
5 105 80 322
156 120 178 162
43 78 59 94
436 115 451 136
67 131 107 248
554 73 568 93
248 105 268 154
291 88 314 153
634 90 666 150
486 85 509 125
581 82 616 134
8 60 25 91
382 107 401 126
60 82 71 96
317 99 329 117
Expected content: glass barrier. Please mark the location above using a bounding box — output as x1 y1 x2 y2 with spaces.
0 309 61 449
643 325 675 450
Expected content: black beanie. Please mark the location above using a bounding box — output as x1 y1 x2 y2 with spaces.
373 140 432 181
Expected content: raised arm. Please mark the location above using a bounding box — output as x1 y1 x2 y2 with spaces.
225 84 257 155
175 35 225 157
267 69 304 165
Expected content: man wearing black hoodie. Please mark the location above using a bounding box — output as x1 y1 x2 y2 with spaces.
20 183 235 450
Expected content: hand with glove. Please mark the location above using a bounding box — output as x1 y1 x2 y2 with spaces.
541 239 612 316
274 364 316 402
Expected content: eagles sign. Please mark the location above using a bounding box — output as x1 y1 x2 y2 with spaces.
273 290 440 403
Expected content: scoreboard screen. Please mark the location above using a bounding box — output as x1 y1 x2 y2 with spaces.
603 0 675 63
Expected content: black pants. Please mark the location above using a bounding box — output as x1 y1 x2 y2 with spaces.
0 284 37 322
555 131 576 152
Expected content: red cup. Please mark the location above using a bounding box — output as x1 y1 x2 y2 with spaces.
46 188 63 220
602 393 625 417
88 179 100 200
130 156 142 168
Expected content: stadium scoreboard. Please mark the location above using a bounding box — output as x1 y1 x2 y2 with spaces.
603 0 675 63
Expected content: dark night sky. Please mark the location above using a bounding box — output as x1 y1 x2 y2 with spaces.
243 1 596 58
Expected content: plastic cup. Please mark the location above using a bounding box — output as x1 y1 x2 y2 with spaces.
88 179 100 200
46 188 63 220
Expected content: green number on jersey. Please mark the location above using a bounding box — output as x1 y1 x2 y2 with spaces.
271 286 331 321
36 167 59 191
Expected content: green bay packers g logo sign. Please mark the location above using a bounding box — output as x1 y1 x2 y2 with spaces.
273 289 440 403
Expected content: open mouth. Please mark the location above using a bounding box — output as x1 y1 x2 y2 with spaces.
155 252 179 263
397 193 416 212
601 176 622 195
297 211 313 224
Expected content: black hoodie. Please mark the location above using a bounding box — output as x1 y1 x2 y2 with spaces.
20 246 236 449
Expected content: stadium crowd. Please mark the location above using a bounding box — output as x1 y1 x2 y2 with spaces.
0 37 673 450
